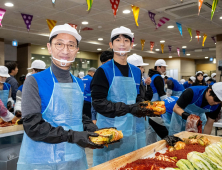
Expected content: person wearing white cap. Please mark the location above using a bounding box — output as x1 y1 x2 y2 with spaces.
179 79 185 85
205 76 215 86
203 73 208 78
0 66 15 122
192 71 206 86
183 76 196 89
77 72 84 79
17 24 102 170
91 26 149 166
27 60 46 74
169 82 222 136
211 73 216 82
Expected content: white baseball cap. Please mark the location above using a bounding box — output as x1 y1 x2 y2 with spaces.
190 76 196 82
205 77 211 82
212 82 222 101
203 74 208 77
78 72 84 79
27 60 46 70
127 54 149 67
0 66 10 78
111 26 134 40
49 23 82 42
180 79 186 84
155 59 167 67
211 73 216 78
196 71 203 75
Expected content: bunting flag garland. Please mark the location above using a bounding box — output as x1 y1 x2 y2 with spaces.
202 33 207 46
68 23 77 29
187 28 192 42
156 17 170 29
82 27 93 31
211 36 216 44
141 39 145 51
196 30 200 43
161 44 164 53
150 41 154 51
86 0 93 11
21 13 33 31
168 45 172 54
198 0 203 15
148 11 157 28
176 22 183 36
0 8 6 27
177 48 180 57
46 19 57 32
182 49 186 56
132 5 140 26
211 0 219 20
110 0 120 18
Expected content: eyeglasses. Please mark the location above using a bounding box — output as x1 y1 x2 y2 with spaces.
53 42 78 51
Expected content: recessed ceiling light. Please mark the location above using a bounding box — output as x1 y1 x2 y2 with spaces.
215 43 216 44
186 54 190 56
220 16 222 19
167 25 174 28
133 44 137 47
169 56 172 58
98 38 103 41
195 36 201 38
97 48 102 51
155 49 160 51
160 40 165 43
5 2 14 7
41 47 45 49
82 62 84 63
82 21 88 25
123 10 131 14
205 56 209 59
98 26 102 28
182 46 187 48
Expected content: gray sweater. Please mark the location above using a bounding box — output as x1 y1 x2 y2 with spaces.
22 62 72 117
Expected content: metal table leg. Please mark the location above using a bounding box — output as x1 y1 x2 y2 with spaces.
215 127 218 136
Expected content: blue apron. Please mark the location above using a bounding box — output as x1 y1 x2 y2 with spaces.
0 83 9 107
93 60 138 166
169 91 209 136
17 67 88 170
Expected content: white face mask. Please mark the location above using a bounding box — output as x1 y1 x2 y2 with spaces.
113 49 131 56
0 81 5 83
51 55 75 67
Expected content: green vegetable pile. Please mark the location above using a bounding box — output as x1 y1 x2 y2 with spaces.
164 139 222 170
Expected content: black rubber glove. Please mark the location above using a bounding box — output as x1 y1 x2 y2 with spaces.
164 136 183 146
67 130 104 149
182 112 190 120
129 103 148 118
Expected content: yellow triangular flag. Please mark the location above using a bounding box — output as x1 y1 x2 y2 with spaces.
86 0 93 11
202 33 207 47
161 44 164 53
46 19 57 32
141 39 145 50
131 5 140 26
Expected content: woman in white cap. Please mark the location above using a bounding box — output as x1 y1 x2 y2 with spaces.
183 76 196 89
192 71 206 86
211 73 216 83
169 82 222 135
91 26 148 166
205 76 215 86
14 60 46 121
17 24 102 170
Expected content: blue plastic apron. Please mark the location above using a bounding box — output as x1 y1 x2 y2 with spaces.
93 60 138 166
17 68 88 170
169 91 209 136
172 91 183 97
0 83 9 107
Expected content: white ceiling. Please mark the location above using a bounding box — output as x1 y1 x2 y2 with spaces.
0 0 222 59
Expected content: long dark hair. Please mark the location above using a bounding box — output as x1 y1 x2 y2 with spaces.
193 73 206 86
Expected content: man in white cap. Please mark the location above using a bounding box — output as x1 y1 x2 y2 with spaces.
78 72 84 79
183 76 196 89
27 60 46 74
91 26 149 166
205 76 215 86
211 73 216 83
17 24 102 170
169 82 222 136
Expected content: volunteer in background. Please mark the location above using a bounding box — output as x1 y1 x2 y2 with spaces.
14 60 46 119
169 83 222 135
77 72 84 79
211 73 216 83
205 76 215 86
5 62 19 101
17 24 102 170
91 26 147 165
91 51 114 124
192 71 206 86
163 75 185 97
82 67 96 119
179 79 185 85
183 76 195 89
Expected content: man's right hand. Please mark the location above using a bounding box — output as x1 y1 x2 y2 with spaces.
67 130 104 149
